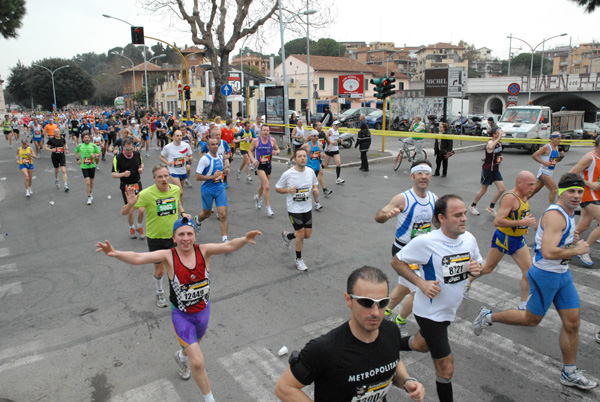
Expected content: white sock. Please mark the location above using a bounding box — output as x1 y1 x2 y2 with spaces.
178 349 188 361
484 313 493 324
130 225 135 229
203 392 215 402
222 235 228 242
154 276 163 292
563 364 576 374
518 301 527 310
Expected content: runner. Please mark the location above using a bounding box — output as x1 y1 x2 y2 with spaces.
30 118 44 154
11 117 21 144
276 148 319 271
75 132 102 205
3 114 13 148
44 128 69 192
312 121 332 197
159 130 193 201
155 115 168 150
194 137 230 242
95 218 262 402
375 160 437 333
200 128 231 189
69 114 81 146
121 164 189 308
291 118 305 152
301 130 324 210
274 266 425 402
473 173 597 390
249 125 280 217
234 121 256 182
322 120 345 184
463 171 537 310
530 132 564 204
393 194 483 402
91 127 105 161
16 138 37 197
96 117 109 161
112 138 145 240
251 115 262 134
469 127 506 216
568 136 600 266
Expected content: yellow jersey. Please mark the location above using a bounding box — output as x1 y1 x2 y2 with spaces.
18 146 34 165
498 192 530 237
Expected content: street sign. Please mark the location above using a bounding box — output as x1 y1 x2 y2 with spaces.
508 83 520 95
228 73 242 94
338 74 364 98
424 69 448 97
220 84 233 97
448 68 463 98
507 101 518 107
507 96 518 102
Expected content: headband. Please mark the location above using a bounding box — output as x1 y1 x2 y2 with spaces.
558 186 584 196
411 165 432 174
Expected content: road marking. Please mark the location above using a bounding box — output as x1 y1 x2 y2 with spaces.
0 282 22 298
0 263 16 273
0 355 44 374
110 379 182 402
0 340 44 362
0 248 9 258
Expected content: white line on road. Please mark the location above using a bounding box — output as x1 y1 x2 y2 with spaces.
0 340 44 362
110 379 182 402
0 248 10 258
0 354 44 374
0 281 22 298
0 263 16 273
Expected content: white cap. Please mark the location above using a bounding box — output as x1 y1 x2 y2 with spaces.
332 120 340 125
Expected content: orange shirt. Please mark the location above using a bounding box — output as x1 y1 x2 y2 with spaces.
44 123 58 137
582 152 600 203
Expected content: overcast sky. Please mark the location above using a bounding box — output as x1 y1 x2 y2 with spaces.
1 0 598 84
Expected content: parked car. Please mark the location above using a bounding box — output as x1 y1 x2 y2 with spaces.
338 107 378 128
309 112 324 127
576 122 600 139
365 110 391 130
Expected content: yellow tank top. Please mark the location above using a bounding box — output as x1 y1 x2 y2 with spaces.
239 130 254 152
498 192 530 237
18 147 34 164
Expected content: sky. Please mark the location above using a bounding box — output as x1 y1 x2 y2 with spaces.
1 0 599 84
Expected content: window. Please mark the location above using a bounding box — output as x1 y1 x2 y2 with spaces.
319 77 324 90
333 78 338 95
365 79 369 91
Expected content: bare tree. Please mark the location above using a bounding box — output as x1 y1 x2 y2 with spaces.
140 0 330 118
570 0 600 12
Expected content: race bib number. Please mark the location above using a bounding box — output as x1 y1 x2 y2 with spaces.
441 252 470 284
174 157 185 168
411 221 431 238
311 151 320 160
351 378 392 402
495 155 503 164
21 158 32 165
293 188 310 202
560 243 573 265
259 154 271 164
549 158 558 168
83 157 94 165
213 173 224 183
125 183 140 194
94 139 101 145
517 210 530 230
56 147 64 154
156 197 176 216
179 279 210 305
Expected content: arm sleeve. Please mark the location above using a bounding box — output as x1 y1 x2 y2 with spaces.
291 338 329 386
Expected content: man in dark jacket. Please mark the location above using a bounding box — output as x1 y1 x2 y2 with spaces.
356 114 371 171
434 122 453 177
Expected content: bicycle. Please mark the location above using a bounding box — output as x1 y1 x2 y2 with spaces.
394 138 427 171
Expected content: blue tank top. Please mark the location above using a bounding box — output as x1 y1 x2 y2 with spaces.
307 142 321 171
255 136 273 168
199 153 225 191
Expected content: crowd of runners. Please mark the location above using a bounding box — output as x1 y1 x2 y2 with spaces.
4 109 600 401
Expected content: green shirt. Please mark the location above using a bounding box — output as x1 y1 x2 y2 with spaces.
135 184 181 239
75 142 101 169
2 120 11 132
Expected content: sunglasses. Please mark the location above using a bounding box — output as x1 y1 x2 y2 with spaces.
123 148 134 151
349 294 390 309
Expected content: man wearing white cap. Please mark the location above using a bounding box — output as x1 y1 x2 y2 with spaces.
323 120 345 184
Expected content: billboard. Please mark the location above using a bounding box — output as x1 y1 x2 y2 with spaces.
265 86 284 135
338 74 364 98
228 72 242 95
424 68 463 98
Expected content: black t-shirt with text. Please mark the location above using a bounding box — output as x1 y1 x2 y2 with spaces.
46 137 67 155
112 151 143 184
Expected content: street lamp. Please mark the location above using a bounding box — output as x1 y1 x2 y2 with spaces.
507 33 567 102
103 14 151 109
112 51 137 105
277 2 317 148
32 64 71 110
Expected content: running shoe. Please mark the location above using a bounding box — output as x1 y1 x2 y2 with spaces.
282 230 291 248
254 194 262 209
577 253 594 266
146 153 150 158
596 331 600 344
395 316 407 337
295 258 308 271
315 202 323 210
55 179 60 188
236 169 241 180
486 206 497 217
130 228 137 239
193 215 203 232
156 291 167 308
384 307 393 320
25 189 30 198
266 206 274 217
560 369 598 389
101 155 106 161
184 179 192 188
335 178 345 184
469 205 480 216
29 188 33 195
174 350 191 380
463 281 472 300
224 181 229 189
473 306 492 336
137 227 145 240
246 175 252 182
323 189 333 197
87 196 92 205
64 186 69 193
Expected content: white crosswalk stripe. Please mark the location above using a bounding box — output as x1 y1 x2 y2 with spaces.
110 379 182 402
0 263 16 273
0 281 22 298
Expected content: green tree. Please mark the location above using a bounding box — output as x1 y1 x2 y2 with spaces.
27 59 94 110
570 0 600 12
313 38 346 57
0 0 26 39
6 61 30 106
243 64 264 76
284 37 316 55
501 53 552 76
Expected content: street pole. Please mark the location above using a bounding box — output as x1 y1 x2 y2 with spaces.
306 0 311 123
112 52 136 107
277 0 290 151
540 39 545 76
507 34 512 76
32 64 71 110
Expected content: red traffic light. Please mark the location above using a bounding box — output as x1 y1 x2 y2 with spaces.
183 85 190 91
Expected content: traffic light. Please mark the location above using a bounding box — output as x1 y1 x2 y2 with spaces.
381 76 396 99
249 85 258 98
371 77 386 99
242 86 247 98
131 27 145 45
183 85 191 100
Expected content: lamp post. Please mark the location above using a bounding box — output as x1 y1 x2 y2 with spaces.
112 51 137 106
277 2 317 149
507 33 567 102
32 64 71 110
103 14 151 109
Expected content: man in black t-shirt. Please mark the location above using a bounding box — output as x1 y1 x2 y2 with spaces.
275 266 424 402
44 129 69 192
111 138 146 240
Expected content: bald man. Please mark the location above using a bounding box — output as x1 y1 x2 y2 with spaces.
464 171 537 310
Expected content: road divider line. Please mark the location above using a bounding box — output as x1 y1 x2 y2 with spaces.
0 281 22 298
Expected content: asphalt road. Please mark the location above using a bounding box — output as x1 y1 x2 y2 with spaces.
0 138 598 402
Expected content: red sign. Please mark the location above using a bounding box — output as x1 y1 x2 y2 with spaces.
507 83 520 95
229 72 242 94
338 74 364 98
507 102 517 107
